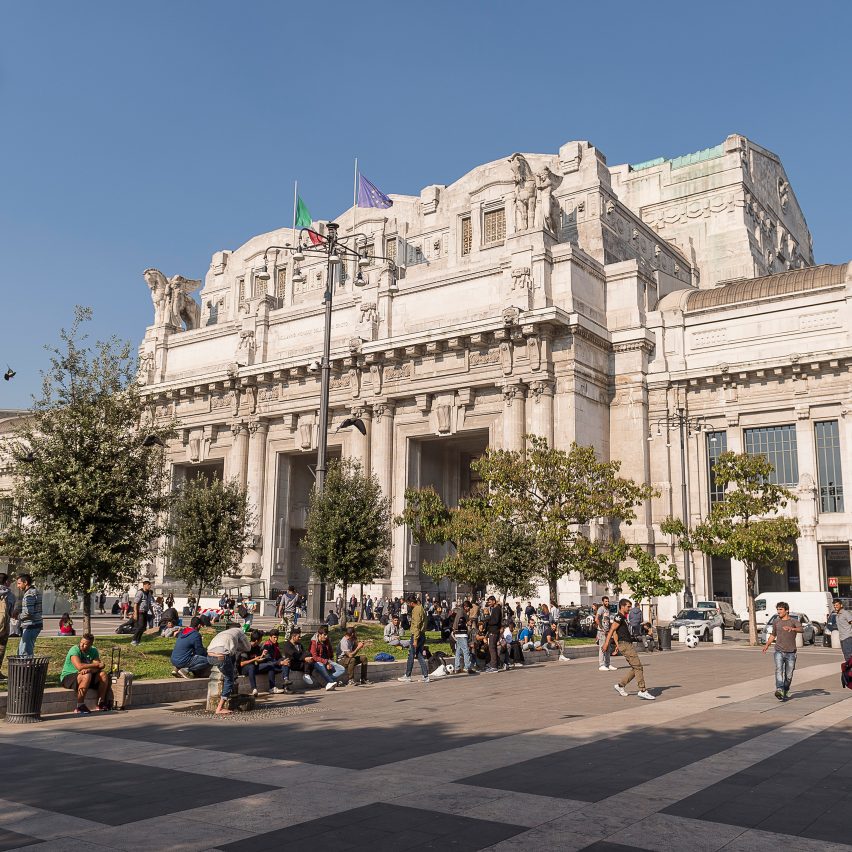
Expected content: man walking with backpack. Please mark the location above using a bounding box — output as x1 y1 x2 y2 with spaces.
398 594 430 684
606 598 655 700
131 580 154 646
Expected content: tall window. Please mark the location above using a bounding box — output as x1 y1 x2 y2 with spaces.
482 208 505 245
706 431 728 503
237 277 246 307
384 236 397 265
744 425 798 486
815 420 844 512
0 497 13 532
461 216 472 256
275 269 286 302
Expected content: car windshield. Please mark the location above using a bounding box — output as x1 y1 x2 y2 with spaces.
766 613 803 625
696 601 716 609
675 610 708 620
754 599 767 611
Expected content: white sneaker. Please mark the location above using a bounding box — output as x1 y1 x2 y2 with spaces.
607 665 618 671
637 690 656 700
302 674 314 686
250 688 258 697
325 682 337 691
422 676 430 683
614 684 628 697
271 687 286 694
558 655 571 662
397 675 412 683
599 665 610 671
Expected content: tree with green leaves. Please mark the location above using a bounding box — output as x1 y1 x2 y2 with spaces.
474 436 658 605
3 307 173 633
166 476 254 610
396 486 536 603
661 451 798 645
302 458 391 628
617 546 683 612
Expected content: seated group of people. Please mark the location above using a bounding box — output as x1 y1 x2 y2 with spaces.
168 618 371 714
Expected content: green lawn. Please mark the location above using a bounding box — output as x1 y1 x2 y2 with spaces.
1 624 594 690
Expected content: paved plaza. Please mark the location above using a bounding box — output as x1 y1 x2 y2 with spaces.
1 645 850 851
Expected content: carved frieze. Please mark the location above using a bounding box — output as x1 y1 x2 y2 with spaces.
384 363 411 383
469 348 500 367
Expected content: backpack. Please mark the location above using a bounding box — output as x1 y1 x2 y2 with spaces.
0 593 8 636
842 656 852 690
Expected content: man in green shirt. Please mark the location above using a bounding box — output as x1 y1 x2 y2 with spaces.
398 594 429 684
60 633 111 714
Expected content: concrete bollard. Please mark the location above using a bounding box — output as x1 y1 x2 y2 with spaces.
712 625 723 644
832 630 841 649
206 668 223 712
796 631 804 649
678 626 688 644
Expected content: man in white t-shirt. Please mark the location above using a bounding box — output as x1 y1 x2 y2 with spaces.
596 596 616 672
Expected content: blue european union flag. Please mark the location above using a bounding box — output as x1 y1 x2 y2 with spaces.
357 174 393 209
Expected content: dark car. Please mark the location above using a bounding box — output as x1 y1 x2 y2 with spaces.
557 608 582 638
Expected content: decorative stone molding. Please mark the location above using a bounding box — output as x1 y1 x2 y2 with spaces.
348 367 361 399
435 404 452 434
230 421 246 438
415 394 431 414
502 383 526 406
499 341 513 376
470 348 500 367
373 401 395 422
528 379 555 403
526 335 541 371
298 421 313 450
511 267 531 291
794 404 811 421
370 364 383 395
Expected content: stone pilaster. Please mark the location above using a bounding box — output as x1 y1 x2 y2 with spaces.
371 402 395 498
528 379 555 445
794 405 821 592
502 382 527 451
228 422 249 489
245 420 269 541
346 406 372 472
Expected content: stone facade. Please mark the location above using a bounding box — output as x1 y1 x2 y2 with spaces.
4 135 846 618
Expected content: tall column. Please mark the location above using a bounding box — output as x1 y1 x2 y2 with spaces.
346 406 372 473
245 419 269 543
794 406 820 592
528 379 555 446
228 422 249 489
502 382 527 451
371 402 395 499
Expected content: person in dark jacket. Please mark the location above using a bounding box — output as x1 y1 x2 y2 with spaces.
170 617 211 678
484 595 503 672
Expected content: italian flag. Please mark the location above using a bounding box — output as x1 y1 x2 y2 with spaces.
296 196 324 245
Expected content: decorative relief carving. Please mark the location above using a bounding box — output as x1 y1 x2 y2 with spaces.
527 336 541 371
348 367 361 398
237 329 256 357
384 363 411 383
143 269 201 330
298 422 312 450
502 383 526 406
359 302 378 325
511 267 531 290
508 152 536 231
258 385 279 402
692 329 728 348
499 341 513 376
155 401 174 418
534 166 559 234
211 392 235 411
330 374 351 390
373 402 394 422
469 348 500 367
370 364 383 395
528 379 554 402
435 404 452 434
799 311 838 331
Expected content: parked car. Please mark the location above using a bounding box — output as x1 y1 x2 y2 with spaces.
759 612 816 645
697 600 742 631
670 608 724 641
749 592 832 633
557 608 582 638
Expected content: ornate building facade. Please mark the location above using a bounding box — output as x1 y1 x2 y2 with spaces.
134 133 850 618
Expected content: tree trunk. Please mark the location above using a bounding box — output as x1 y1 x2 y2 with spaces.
358 583 364 622
548 569 559 610
84 589 92 635
340 581 348 628
197 582 204 616
746 565 758 646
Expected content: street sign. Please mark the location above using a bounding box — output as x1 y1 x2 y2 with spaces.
828 576 838 588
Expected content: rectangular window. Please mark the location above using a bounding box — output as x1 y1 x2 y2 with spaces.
815 420 844 512
482 208 505 245
237 278 246 306
384 236 397 264
0 497 13 532
276 269 286 301
461 216 472 256
744 425 799 486
706 431 728 503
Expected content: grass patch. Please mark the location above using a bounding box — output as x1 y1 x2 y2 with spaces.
0 623 594 690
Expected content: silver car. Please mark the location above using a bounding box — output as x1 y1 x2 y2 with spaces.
670 608 724 641
697 600 742 631
759 612 816 646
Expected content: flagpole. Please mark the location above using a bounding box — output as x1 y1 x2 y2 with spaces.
353 156 358 236
292 180 298 236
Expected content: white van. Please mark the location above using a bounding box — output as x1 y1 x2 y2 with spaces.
751 591 833 631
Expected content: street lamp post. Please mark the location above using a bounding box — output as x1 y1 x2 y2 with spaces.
262 222 396 624
648 406 714 609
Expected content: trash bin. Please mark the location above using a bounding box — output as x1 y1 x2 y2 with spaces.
657 625 672 651
5 656 50 724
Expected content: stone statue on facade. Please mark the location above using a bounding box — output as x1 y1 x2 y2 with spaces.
534 166 559 234
508 153 536 231
144 269 201 330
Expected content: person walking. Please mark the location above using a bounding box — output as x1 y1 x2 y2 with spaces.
131 580 154 646
451 600 473 674
596 596 617 672
0 573 15 678
606 598 655 700
14 574 43 657
762 601 803 700
398 594 429 684
484 595 502 673
277 585 299 634
832 599 852 661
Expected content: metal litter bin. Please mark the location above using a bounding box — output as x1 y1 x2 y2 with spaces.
657 626 672 651
5 656 50 724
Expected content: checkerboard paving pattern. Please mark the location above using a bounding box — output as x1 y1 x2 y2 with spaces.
0 648 849 851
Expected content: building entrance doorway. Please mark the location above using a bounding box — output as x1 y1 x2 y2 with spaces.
823 545 851 597
406 429 489 600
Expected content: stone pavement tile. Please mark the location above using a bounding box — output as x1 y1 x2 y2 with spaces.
0 799 101 840
719 826 852 851
10 840 117 851
0 827 41 851
604 813 746 851
578 844 649 852
67 815 253 852
218 802 525 852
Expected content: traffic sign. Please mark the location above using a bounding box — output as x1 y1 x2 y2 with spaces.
828 576 838 588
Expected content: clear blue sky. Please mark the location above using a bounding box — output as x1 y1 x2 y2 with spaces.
2 1 850 407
